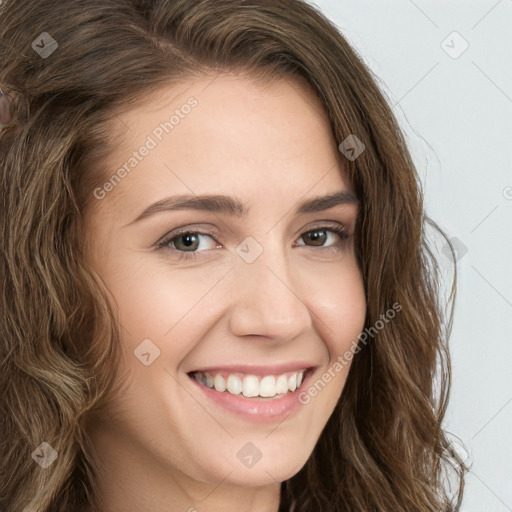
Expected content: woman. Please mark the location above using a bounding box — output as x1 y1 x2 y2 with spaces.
0 0 467 510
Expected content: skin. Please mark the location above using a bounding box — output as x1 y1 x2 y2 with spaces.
83 73 367 512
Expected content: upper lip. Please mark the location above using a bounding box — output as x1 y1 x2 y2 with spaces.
188 362 317 376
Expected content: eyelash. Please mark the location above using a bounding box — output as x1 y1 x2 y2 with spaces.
154 225 350 261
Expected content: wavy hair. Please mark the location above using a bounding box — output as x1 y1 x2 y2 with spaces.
0 0 467 510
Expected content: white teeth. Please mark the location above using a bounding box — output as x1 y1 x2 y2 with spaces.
275 374 288 394
194 369 307 398
259 376 276 397
214 374 226 392
288 373 297 392
242 375 259 398
226 374 242 395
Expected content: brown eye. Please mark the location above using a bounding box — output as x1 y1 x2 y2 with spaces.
173 233 201 252
154 225 349 262
297 226 349 248
155 229 219 261
302 229 328 246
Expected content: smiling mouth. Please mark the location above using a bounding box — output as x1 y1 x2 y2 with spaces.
188 367 312 400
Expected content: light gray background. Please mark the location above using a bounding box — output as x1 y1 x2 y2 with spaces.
313 1 512 510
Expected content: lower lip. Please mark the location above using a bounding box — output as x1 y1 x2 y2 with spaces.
188 369 314 424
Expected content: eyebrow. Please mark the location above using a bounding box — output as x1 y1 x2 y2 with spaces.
123 190 358 227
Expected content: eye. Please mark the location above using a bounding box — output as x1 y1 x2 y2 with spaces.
295 225 349 248
154 224 350 261
155 228 220 260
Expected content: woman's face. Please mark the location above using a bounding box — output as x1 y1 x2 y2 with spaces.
84 73 366 508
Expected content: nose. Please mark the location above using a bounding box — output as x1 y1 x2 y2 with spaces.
227 240 313 341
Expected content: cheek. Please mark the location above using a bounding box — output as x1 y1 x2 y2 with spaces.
97 244 196 323
297 266 366 414
102 246 367 360
97 254 234 372
310 260 367 354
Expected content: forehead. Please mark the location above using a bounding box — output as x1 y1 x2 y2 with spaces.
91 73 352 220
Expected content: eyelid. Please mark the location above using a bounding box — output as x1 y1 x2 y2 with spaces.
300 220 347 233
153 220 351 260
154 220 349 247
153 224 219 248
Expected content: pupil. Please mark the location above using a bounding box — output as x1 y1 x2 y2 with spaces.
181 234 198 249
176 231 328 251
308 230 326 246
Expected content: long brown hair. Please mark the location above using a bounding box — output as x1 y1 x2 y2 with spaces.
0 0 467 510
